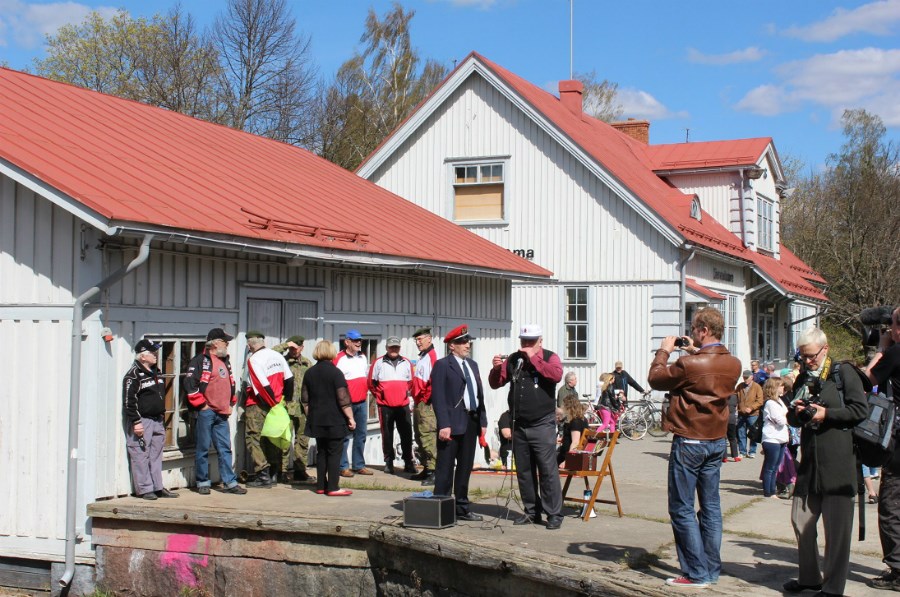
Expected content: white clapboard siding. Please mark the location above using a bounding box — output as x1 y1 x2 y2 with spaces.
369 73 677 283
665 172 738 235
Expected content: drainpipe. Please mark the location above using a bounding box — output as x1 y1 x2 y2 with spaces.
60 234 153 589
678 245 696 332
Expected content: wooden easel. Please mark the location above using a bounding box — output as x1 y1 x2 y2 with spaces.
560 429 623 520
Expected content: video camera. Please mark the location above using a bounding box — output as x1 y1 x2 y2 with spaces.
860 305 896 347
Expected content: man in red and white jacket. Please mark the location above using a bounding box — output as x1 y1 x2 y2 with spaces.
368 336 415 475
411 327 439 484
243 330 293 488
334 329 373 476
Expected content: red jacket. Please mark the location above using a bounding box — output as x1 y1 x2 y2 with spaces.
368 354 413 407
334 350 369 404
412 344 438 404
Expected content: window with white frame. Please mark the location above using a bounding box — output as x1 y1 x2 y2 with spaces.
757 194 774 251
158 337 206 452
452 161 504 222
713 294 738 354
564 287 589 359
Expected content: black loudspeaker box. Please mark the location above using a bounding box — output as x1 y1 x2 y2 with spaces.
403 496 456 529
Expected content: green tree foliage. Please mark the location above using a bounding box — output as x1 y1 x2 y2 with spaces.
782 109 900 345
35 6 224 122
575 70 622 123
314 2 447 170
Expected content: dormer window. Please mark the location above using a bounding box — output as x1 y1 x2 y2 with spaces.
690 196 702 221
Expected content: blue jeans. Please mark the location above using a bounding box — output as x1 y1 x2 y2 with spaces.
194 408 238 488
736 414 758 456
668 435 726 583
761 441 786 496
340 401 368 471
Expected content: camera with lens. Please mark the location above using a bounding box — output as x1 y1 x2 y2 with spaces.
674 336 690 348
795 378 823 426
860 305 896 347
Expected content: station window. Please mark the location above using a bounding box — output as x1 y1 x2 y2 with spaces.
452 162 504 222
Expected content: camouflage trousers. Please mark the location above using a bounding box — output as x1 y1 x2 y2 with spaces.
244 403 282 475
282 400 310 475
413 401 437 470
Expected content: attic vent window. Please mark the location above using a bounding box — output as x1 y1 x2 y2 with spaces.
452 161 505 222
690 196 702 221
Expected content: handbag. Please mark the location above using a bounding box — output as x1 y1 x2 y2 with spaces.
747 411 765 444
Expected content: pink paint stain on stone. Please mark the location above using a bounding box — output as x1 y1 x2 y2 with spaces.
159 534 210 587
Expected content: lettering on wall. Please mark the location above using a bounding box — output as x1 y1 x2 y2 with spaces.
510 249 535 260
713 268 734 282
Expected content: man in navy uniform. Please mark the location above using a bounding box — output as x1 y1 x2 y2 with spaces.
430 324 487 522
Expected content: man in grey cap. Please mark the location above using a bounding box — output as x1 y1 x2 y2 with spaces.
271 335 314 484
368 336 416 474
122 339 178 500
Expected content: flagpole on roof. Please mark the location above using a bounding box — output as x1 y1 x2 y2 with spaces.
569 0 574 79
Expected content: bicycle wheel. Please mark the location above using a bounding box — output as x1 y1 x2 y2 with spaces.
646 407 668 437
618 410 647 440
583 409 601 427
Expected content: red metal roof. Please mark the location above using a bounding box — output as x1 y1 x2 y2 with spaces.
645 138 772 171
463 53 825 302
0 67 550 279
686 278 726 301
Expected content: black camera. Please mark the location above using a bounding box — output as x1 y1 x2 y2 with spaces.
795 378 822 426
674 336 690 348
860 305 896 346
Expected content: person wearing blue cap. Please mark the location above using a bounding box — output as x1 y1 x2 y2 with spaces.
334 329 373 476
122 338 178 500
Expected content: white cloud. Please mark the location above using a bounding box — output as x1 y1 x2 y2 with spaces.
687 47 766 65
735 48 900 127
0 1 118 49
617 87 688 121
783 0 900 42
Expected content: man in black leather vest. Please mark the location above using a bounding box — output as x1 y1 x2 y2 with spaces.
489 324 564 529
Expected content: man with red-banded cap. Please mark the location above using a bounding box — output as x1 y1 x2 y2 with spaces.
431 324 487 522
411 326 439 485
243 331 293 488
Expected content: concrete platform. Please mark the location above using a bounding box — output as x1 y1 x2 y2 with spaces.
87 436 886 596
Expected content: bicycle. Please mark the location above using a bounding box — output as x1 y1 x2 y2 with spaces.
628 395 669 438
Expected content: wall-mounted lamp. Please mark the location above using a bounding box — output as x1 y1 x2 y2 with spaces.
288 257 306 267
746 167 766 180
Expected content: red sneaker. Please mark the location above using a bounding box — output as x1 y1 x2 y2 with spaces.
665 576 708 588
722 457 729 463
327 489 353 496
315 489 325 494
733 456 742 462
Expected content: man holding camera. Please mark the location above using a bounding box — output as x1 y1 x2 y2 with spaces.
647 307 741 588
490 324 565 530
865 306 900 591
783 327 867 597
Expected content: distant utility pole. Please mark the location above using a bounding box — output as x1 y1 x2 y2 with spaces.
569 0 574 79
684 128 690 143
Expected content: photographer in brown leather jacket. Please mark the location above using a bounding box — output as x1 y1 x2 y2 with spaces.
647 307 742 588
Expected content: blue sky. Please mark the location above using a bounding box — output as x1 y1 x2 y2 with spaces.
1 0 899 172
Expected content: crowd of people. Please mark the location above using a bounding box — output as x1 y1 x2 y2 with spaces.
121 304 900 593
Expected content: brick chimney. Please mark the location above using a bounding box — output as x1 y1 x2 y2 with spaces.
611 118 650 144
558 80 584 116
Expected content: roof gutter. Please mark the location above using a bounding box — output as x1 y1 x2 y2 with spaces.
60 233 153 589
112 223 553 282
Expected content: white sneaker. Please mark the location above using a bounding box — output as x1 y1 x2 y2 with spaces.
746 453 756 459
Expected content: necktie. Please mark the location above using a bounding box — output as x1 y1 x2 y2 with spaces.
462 361 477 411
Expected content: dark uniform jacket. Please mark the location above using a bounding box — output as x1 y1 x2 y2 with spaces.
648 344 742 440
431 355 487 435
788 362 867 497
122 361 165 424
